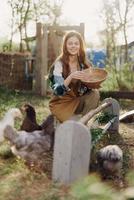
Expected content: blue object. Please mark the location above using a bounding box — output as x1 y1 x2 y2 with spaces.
86 48 106 68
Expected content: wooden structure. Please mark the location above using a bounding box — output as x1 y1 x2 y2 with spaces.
35 23 85 96
0 52 33 90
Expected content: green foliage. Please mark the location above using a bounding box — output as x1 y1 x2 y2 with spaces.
95 112 116 123
71 175 122 200
91 112 116 146
0 38 19 52
91 128 103 145
0 86 50 126
101 63 134 91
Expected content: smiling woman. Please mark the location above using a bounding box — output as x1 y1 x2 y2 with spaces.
49 30 100 122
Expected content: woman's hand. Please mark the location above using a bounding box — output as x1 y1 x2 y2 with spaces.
70 71 85 80
64 71 85 87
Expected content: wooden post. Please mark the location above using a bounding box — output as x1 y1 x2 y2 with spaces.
41 25 48 96
35 23 42 94
35 23 48 96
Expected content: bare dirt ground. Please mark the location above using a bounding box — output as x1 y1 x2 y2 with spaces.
119 100 134 170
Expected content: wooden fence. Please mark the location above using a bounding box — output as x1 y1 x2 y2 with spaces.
0 52 34 90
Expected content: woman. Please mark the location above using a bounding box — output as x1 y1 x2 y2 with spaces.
49 31 100 122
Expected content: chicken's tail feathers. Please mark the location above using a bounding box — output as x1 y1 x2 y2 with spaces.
4 125 17 143
40 114 54 129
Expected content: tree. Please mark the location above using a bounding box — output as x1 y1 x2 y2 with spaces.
115 0 134 62
101 0 121 66
8 0 32 51
8 0 15 51
8 0 64 52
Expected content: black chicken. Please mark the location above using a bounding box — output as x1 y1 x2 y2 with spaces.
20 103 42 132
20 103 55 150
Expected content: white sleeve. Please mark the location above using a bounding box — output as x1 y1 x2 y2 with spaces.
53 61 63 77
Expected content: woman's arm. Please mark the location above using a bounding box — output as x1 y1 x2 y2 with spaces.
64 71 85 87
50 61 70 96
49 61 85 96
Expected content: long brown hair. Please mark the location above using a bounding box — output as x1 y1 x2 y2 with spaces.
57 31 90 78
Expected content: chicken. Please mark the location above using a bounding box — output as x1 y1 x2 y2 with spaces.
0 108 22 142
4 125 51 162
20 103 42 132
20 103 55 150
97 145 123 179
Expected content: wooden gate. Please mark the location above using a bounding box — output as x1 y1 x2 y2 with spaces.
35 23 85 96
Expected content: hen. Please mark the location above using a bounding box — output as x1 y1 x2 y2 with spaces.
97 145 123 179
20 103 42 132
4 125 51 162
0 108 22 142
20 103 55 150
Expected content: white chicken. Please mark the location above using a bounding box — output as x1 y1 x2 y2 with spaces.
0 108 22 142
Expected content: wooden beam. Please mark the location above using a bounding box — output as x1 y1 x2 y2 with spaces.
100 91 134 100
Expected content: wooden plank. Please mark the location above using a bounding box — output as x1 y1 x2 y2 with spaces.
100 91 134 100
40 25 48 96
119 110 134 122
35 23 42 94
79 102 111 125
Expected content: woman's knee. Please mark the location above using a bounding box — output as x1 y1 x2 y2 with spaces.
92 89 100 102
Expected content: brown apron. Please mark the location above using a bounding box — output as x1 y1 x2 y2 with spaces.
49 89 80 122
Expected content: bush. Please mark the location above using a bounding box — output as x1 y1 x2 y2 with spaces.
101 63 134 91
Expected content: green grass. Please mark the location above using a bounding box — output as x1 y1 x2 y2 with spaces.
0 86 51 125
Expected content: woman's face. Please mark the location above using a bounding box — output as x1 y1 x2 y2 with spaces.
66 36 80 56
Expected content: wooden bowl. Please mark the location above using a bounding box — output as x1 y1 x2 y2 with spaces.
81 68 108 89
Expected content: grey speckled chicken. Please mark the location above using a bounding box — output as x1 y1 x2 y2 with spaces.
97 145 123 179
4 125 51 162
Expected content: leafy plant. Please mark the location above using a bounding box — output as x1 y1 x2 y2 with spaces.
95 112 116 124
91 128 103 144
